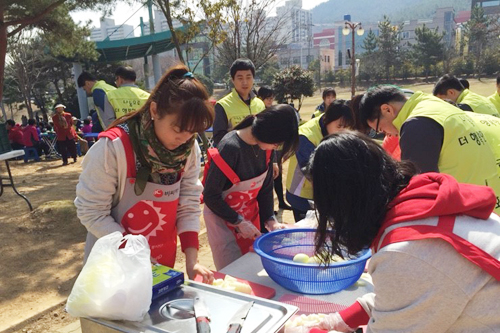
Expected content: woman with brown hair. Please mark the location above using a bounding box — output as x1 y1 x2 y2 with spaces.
75 65 214 282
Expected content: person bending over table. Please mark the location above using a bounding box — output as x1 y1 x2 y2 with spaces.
203 105 299 270
307 131 500 332
75 65 214 283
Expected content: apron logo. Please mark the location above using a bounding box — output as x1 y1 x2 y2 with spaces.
122 201 167 240
129 179 135 184
154 189 163 198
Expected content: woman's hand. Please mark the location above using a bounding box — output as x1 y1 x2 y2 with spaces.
187 263 214 284
184 247 214 284
318 312 353 332
265 218 287 232
236 220 262 239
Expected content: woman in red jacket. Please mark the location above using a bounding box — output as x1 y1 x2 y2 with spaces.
308 131 500 332
52 104 77 166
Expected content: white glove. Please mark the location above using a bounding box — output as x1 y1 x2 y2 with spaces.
236 220 262 239
319 312 354 332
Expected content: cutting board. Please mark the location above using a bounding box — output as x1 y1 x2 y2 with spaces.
278 294 348 315
194 271 276 299
279 294 366 333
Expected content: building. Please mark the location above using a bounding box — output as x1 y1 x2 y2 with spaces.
142 9 182 35
313 28 335 50
399 7 456 48
90 18 135 42
472 0 500 15
276 0 313 48
277 47 334 74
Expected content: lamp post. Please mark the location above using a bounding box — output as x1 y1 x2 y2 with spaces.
342 19 364 98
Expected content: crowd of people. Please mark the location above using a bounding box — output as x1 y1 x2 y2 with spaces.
57 58 500 331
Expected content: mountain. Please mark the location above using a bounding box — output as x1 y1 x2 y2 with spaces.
311 0 472 25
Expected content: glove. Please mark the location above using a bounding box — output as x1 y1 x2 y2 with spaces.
236 220 262 239
319 312 354 332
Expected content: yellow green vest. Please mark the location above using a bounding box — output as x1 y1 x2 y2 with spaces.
286 115 324 199
107 85 150 118
394 92 500 213
488 92 500 113
216 89 265 129
312 110 323 119
91 80 116 127
457 89 499 117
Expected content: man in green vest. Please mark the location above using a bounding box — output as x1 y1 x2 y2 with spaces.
286 100 355 221
359 85 500 214
488 75 500 112
77 72 116 131
433 74 499 117
213 59 265 146
103 66 150 127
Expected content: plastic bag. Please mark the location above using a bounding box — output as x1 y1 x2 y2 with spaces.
295 210 319 228
66 232 152 321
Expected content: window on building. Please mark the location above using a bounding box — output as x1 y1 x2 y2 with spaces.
338 51 343 66
484 0 500 6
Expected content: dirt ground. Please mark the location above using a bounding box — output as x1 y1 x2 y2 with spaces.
0 158 86 333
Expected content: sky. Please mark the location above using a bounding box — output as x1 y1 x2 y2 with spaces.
70 0 329 33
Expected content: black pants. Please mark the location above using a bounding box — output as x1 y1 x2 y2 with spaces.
57 138 77 164
292 208 307 223
33 141 49 156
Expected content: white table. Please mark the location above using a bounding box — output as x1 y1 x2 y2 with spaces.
221 252 373 307
0 150 33 211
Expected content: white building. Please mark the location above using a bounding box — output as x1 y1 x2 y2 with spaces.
276 0 313 48
90 18 135 41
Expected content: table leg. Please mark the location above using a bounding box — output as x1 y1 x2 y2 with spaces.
2 160 33 211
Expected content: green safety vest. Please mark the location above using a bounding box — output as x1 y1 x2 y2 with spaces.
216 89 265 129
457 89 499 117
91 80 116 128
286 115 324 200
312 110 323 119
107 86 150 119
394 91 500 214
488 92 500 113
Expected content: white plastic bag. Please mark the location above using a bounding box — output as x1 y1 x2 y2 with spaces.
295 210 319 228
66 232 153 321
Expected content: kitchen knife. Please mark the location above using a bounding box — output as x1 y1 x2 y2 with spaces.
226 301 254 333
193 296 211 333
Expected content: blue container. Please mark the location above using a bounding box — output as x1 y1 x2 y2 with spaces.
254 228 371 295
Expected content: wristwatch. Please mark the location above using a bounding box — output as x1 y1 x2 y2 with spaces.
233 214 244 225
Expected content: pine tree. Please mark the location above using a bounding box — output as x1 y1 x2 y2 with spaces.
412 24 444 80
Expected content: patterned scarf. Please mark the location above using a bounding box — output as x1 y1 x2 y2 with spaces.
126 110 195 192
57 113 68 129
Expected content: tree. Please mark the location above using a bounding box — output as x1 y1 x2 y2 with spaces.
412 24 444 80
377 16 402 81
5 34 46 119
272 65 314 111
153 0 232 71
0 0 117 104
256 59 280 86
216 0 292 71
359 28 380 82
463 5 491 77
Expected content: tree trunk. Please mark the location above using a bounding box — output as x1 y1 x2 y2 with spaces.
54 79 64 102
162 0 185 64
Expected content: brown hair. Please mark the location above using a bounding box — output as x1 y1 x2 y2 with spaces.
110 64 214 132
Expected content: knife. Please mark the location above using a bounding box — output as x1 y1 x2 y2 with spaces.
226 301 254 333
193 296 211 333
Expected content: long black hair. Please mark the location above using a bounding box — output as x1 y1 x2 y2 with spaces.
308 131 417 261
234 104 299 161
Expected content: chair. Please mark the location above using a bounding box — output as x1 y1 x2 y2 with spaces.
23 147 40 163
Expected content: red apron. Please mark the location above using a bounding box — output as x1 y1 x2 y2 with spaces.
99 128 180 267
206 148 271 255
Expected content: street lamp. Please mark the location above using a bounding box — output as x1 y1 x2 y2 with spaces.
342 19 364 98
